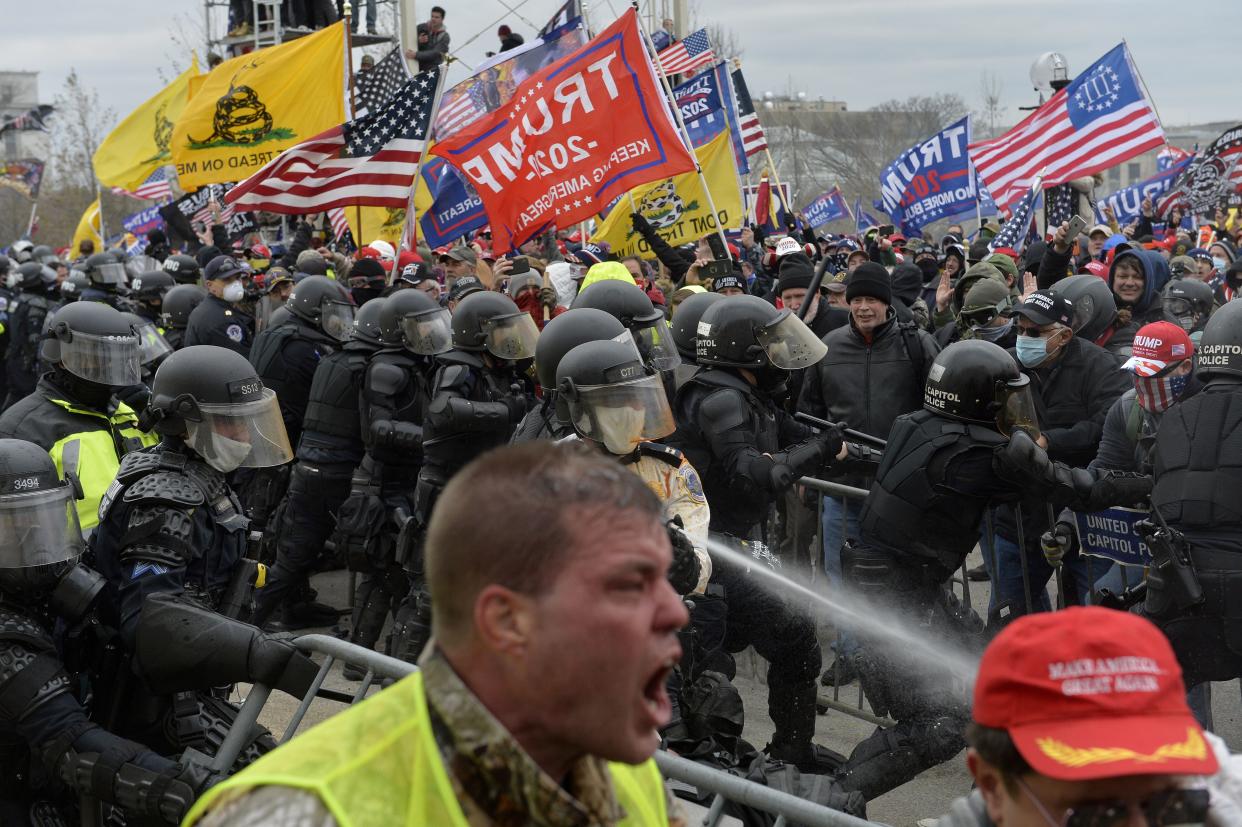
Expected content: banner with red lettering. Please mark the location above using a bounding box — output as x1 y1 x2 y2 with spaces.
431 9 696 252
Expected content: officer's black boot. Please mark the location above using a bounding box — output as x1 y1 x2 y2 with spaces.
388 587 433 665
344 575 391 680
836 716 966 800
764 679 844 774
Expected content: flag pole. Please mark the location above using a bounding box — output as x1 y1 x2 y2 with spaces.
632 2 733 262
24 202 37 238
342 7 364 252
391 66 450 282
95 182 107 246
733 57 788 231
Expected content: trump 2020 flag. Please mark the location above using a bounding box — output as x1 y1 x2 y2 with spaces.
671 62 749 174
803 187 851 228
419 157 488 248
879 115 977 235
431 9 696 253
970 43 1164 212
1097 156 1193 225
989 174 1043 254
853 196 879 232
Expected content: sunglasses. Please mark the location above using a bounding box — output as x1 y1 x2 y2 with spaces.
1020 778 1209 827
1017 324 1061 338
961 303 1010 328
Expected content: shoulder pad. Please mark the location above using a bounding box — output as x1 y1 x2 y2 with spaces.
122 470 206 507
698 388 750 433
115 448 167 483
0 608 55 652
436 364 472 392
638 442 684 468
368 361 410 397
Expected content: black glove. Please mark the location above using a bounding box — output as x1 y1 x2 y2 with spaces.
248 634 321 697
815 422 845 464
665 516 701 595
631 212 652 233
999 428 1043 475
502 394 529 422
1040 521 1075 566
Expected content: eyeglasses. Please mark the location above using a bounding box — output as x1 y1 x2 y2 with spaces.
1017 324 1059 338
1018 776 1209 827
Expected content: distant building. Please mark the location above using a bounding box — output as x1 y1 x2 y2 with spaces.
0 71 49 162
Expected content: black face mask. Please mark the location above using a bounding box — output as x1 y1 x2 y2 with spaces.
916 258 940 283
755 365 791 398
351 286 384 306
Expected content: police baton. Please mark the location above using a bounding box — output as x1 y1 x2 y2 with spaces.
797 254 831 321
794 412 887 450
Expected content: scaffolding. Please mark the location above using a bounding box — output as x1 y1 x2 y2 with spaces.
202 0 400 60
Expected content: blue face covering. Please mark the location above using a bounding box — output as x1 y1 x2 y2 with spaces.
1015 334 1051 367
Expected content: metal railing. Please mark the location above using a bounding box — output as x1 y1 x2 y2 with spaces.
211 634 876 825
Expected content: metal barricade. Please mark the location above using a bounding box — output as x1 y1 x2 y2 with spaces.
213 634 878 825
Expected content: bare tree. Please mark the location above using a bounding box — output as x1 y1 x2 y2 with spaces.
47 69 115 191
979 71 1003 140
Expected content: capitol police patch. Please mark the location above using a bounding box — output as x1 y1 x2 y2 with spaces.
678 463 706 504
226 324 244 343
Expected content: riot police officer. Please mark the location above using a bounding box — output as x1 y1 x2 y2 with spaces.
1147 300 1242 722
0 439 215 824
570 279 681 375
160 284 208 351
512 307 629 443
249 298 388 631
129 269 177 326
183 256 254 357
79 252 137 310
162 253 203 286
667 294 845 772
4 261 57 406
836 339 1154 801
0 302 157 531
337 289 451 666
668 290 724 389
384 292 537 665
1162 277 1215 344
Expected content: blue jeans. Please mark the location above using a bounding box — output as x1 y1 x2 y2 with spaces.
989 534 1112 615
821 496 862 657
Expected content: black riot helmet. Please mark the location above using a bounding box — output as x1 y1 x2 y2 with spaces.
534 307 628 390
670 291 725 362
352 294 387 346
0 438 84 594
162 254 202 285
696 294 827 370
12 261 57 294
556 339 675 455
571 280 679 371
41 302 142 387
1195 300 1242 381
129 270 176 304
285 275 356 342
450 291 540 359
31 244 56 265
379 289 452 354
82 252 128 288
924 339 1039 438
160 284 208 330
60 270 88 302
145 345 294 472
1162 278 1214 334
120 311 173 368
1051 274 1119 343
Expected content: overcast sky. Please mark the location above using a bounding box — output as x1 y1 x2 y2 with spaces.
8 0 1236 131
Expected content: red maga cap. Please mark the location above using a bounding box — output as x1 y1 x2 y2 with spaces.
973 607 1217 781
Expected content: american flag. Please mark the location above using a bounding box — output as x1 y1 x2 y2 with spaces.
193 195 235 226
969 43 1164 213
433 80 491 140
1044 182 1077 230
730 67 767 157
328 207 350 240
355 48 411 118
226 67 442 213
656 28 714 76
0 104 54 134
989 174 1043 255
113 167 174 202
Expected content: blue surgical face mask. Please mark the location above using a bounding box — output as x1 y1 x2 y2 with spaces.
1015 334 1051 367
1213 256 1228 272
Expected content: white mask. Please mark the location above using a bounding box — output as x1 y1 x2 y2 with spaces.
593 405 647 455
189 423 253 472
221 280 246 303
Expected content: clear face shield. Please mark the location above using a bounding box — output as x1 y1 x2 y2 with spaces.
754 310 828 369
996 376 1041 441
125 256 159 279
1164 298 1196 332
568 373 677 455
184 388 294 473
631 316 680 371
0 484 84 575
320 300 357 342
482 312 540 360
92 261 128 286
133 321 174 367
400 307 453 355
58 330 142 387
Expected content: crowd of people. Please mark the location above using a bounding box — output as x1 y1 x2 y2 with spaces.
1 188 1241 825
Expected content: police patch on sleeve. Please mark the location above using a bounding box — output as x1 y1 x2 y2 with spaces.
226 323 244 343
678 462 706 504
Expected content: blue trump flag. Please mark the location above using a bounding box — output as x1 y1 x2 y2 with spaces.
802 187 851 228
1095 157 1193 225
853 196 880 232
671 62 749 174
879 115 978 234
419 157 487 248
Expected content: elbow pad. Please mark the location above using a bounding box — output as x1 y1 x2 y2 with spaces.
369 419 423 453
